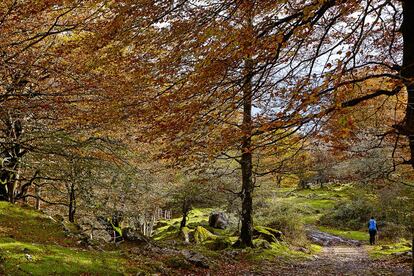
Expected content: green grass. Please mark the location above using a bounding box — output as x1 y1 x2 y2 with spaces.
0 202 72 246
153 208 214 241
317 226 367 241
265 190 337 225
0 202 142 275
309 244 322 254
0 237 125 275
247 242 311 262
368 239 412 259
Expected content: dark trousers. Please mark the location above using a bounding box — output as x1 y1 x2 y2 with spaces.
369 229 377 245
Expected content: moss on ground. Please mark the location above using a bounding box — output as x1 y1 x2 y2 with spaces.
0 237 125 275
368 239 412 259
153 208 214 241
254 226 282 243
0 202 146 275
194 226 216 244
309 244 322 254
247 242 310 262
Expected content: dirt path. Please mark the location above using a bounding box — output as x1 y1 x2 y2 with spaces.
265 245 410 276
252 244 410 276
307 245 371 275
214 230 411 275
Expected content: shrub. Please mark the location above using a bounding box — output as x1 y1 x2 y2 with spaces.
255 200 307 245
319 192 376 230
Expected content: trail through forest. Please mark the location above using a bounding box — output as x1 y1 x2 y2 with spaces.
275 239 410 276
289 245 410 276
227 230 412 276
298 245 375 275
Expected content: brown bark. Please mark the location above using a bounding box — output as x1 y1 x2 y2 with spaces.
401 1 414 167
0 118 24 203
238 56 254 248
180 198 190 229
237 1 256 247
68 183 76 223
401 3 414 273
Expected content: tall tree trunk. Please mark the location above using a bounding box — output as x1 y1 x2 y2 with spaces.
401 2 414 274
402 1 414 168
239 56 254 247
237 2 255 247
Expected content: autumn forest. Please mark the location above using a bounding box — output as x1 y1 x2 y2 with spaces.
0 0 413 275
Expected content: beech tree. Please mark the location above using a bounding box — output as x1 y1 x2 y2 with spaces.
0 0 105 202
128 0 413 247
120 0 369 247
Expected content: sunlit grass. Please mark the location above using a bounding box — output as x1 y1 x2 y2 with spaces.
367 239 412 259
317 226 367 241
0 238 125 275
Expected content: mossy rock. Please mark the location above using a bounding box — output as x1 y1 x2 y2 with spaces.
253 226 283 243
187 220 209 229
204 237 233 250
253 238 272 249
194 226 216 244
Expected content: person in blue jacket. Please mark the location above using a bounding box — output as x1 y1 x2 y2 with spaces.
368 217 378 245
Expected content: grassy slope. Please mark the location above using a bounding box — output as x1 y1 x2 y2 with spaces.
0 202 128 275
272 186 367 238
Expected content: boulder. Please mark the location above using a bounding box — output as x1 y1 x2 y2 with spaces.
122 228 150 243
93 229 113 243
181 250 209 268
208 211 229 229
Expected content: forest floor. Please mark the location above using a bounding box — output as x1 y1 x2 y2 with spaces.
0 185 412 275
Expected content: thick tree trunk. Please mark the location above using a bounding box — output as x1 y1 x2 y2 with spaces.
238 56 254 248
401 3 414 274
401 1 414 168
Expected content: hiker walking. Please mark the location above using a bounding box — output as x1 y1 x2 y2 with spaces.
368 216 378 245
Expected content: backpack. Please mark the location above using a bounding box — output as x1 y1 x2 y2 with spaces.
368 219 377 230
